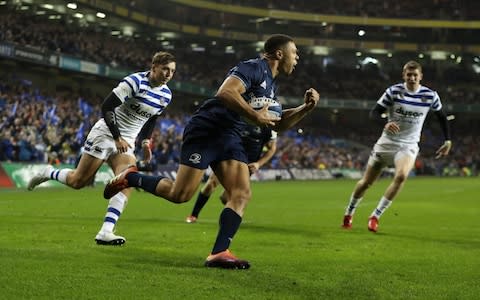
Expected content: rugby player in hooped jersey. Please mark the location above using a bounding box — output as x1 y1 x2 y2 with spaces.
342 60 452 233
27 52 176 245
103 34 320 269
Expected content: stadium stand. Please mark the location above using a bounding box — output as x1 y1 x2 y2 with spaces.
0 0 478 177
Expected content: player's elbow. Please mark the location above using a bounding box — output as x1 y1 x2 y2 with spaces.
215 89 234 102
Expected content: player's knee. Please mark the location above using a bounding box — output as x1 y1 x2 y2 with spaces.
220 192 228 204
232 188 251 204
357 179 372 190
171 189 194 204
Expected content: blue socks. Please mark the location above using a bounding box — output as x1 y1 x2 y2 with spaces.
126 173 164 194
191 192 210 217
211 208 242 254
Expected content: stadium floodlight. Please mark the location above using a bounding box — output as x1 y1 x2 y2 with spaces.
225 46 235 54
360 57 379 65
96 12 106 18
370 49 388 54
473 64 480 73
67 3 77 9
123 26 134 36
311 46 329 55
159 32 177 39
430 51 447 60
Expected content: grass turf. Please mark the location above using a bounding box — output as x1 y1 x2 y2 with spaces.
0 177 479 299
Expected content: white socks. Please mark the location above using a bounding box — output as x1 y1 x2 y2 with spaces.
371 196 392 219
50 168 72 184
100 192 128 233
345 194 363 216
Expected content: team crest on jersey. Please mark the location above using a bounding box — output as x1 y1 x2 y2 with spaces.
421 96 428 102
189 153 201 164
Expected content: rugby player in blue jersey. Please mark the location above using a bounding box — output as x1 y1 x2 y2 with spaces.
341 61 452 233
185 125 277 224
27 52 176 245
104 34 320 269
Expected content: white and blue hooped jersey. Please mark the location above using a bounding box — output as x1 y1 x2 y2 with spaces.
108 71 172 141
377 83 442 144
228 58 279 109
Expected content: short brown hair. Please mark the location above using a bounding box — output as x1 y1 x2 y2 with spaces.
152 51 175 65
403 60 422 72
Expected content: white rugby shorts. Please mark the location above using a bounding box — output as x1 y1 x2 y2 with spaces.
367 141 419 167
82 121 135 160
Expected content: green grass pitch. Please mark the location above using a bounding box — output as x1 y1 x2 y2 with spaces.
0 177 479 299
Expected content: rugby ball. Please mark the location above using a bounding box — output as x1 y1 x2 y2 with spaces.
248 97 283 118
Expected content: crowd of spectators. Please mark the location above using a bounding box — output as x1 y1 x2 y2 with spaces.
2 7 480 105
1 79 478 177
1 5 479 177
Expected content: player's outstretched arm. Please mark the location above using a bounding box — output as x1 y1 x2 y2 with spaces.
274 88 319 131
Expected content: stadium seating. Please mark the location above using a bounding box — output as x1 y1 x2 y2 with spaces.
0 1 478 176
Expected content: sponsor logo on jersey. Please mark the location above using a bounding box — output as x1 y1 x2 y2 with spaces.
395 107 424 118
129 103 153 118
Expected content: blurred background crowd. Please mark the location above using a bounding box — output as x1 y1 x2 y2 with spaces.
0 0 479 177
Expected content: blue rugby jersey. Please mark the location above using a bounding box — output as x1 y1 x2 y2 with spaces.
228 58 278 104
